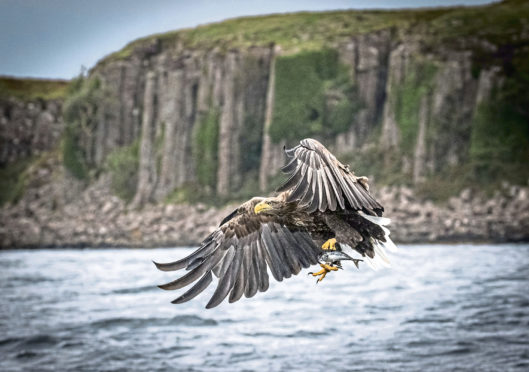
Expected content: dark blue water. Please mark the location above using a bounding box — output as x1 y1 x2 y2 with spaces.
1 244 528 371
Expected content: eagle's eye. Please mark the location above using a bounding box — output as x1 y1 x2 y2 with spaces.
254 201 273 214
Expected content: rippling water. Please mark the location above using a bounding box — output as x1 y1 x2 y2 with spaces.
1 244 528 371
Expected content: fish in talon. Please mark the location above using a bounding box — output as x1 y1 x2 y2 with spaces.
318 251 363 269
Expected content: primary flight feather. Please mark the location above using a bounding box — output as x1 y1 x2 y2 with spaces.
154 138 396 308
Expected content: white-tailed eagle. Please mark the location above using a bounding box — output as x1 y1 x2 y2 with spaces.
155 138 396 308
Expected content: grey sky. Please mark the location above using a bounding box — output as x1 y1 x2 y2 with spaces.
0 0 495 80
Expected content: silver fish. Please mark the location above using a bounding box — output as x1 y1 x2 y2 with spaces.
318 251 363 269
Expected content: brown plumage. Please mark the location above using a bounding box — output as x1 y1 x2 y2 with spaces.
155 138 395 308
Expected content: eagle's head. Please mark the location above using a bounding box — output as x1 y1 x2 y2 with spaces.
253 197 283 215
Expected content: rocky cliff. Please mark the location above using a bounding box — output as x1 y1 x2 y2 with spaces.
0 77 68 204
58 0 528 206
0 77 67 166
1 0 528 247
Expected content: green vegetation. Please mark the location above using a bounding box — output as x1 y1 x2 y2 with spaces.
240 114 264 175
155 122 166 175
100 5 457 64
270 49 359 143
61 124 88 180
428 0 529 47
193 108 220 190
415 163 476 202
0 158 32 206
341 146 408 187
61 75 102 179
105 139 140 202
470 95 529 187
165 185 196 204
99 0 528 68
0 77 69 101
393 61 437 152
393 61 529 203
464 39 529 196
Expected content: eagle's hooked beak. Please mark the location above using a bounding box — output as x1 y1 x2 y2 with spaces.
254 201 272 214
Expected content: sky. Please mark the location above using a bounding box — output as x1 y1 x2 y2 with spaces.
0 0 495 80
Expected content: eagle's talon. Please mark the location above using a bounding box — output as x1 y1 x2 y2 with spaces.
309 263 337 284
322 238 337 251
320 263 339 271
315 270 327 283
309 267 327 277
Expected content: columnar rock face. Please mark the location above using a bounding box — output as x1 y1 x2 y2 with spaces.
337 30 392 147
0 97 63 165
132 71 159 207
87 46 273 204
380 43 417 151
89 58 144 166
84 33 507 204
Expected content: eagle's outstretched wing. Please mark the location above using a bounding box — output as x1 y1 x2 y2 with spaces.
154 201 319 308
277 138 383 214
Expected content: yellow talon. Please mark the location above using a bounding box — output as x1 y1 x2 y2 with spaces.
320 263 339 271
309 268 327 276
322 238 337 251
308 263 337 283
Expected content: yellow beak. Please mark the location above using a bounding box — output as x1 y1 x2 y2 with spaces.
254 201 272 214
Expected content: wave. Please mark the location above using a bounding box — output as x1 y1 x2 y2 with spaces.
89 314 217 329
109 285 158 295
0 334 59 351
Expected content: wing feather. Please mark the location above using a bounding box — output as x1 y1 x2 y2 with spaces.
320 170 332 211
206 246 243 309
276 138 383 214
155 200 318 308
228 254 246 303
255 240 270 292
171 272 213 304
158 249 222 290
323 165 344 209
245 246 260 298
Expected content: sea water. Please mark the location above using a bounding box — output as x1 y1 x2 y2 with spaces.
1 244 528 371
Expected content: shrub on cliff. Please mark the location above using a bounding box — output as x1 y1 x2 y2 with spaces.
0 158 31 206
61 75 102 180
270 49 360 144
105 139 140 202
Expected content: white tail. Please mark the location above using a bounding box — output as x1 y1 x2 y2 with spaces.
358 211 391 226
358 211 398 270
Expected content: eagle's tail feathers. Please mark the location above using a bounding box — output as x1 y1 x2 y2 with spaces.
373 241 391 265
364 237 394 270
381 236 398 252
358 211 391 226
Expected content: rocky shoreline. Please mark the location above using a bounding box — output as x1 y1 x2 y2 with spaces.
1 169 528 248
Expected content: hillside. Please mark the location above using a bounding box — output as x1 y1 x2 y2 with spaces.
1 0 528 247
83 0 529 204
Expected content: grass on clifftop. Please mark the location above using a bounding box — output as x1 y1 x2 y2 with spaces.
100 6 453 63
98 0 527 66
0 77 69 101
